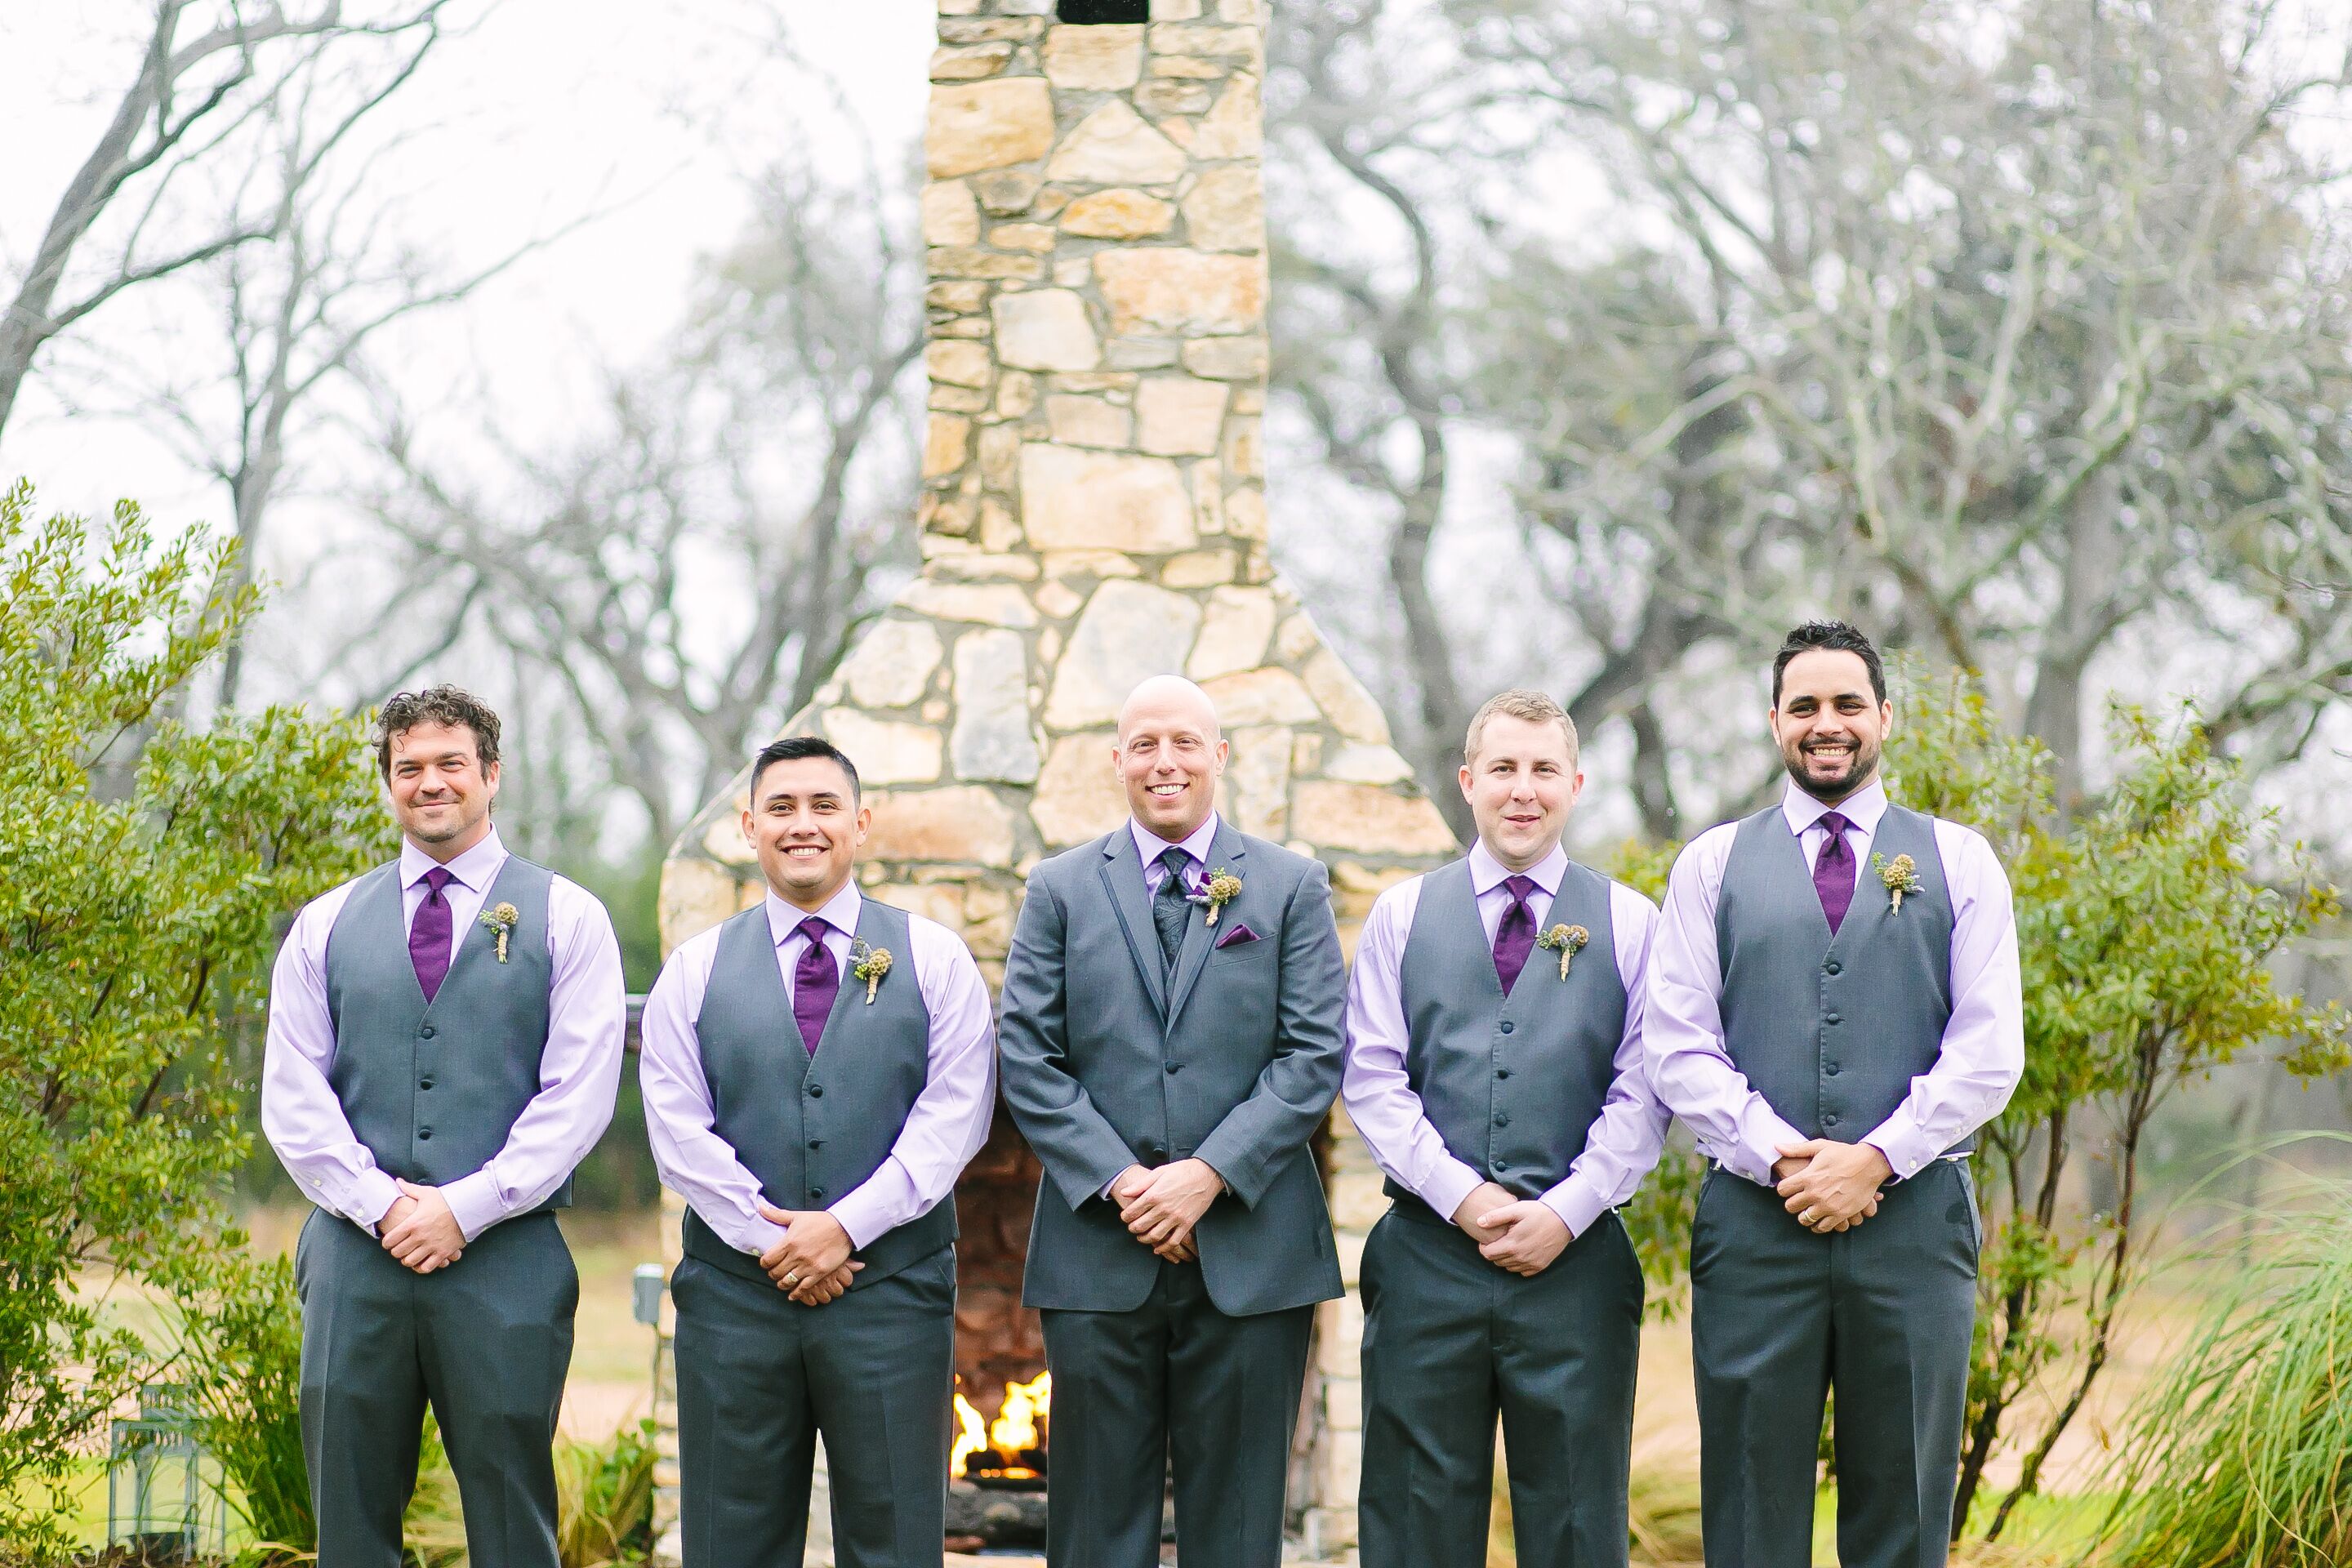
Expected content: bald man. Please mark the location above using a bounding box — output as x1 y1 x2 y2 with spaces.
999 676 1349 1568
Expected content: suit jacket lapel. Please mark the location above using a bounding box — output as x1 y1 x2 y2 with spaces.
1165 823 1249 1030
1098 831 1169 1021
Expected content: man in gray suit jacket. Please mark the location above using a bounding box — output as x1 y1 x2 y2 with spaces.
999 675 1348 1568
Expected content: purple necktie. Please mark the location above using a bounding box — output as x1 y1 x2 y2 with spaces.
1493 874 1539 993
409 866 455 1003
1814 812 1855 934
791 917 839 1056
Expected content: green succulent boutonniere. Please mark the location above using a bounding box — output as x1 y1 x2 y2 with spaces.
480 902 520 963
1187 867 1244 926
1537 923 1590 980
1874 853 1922 913
850 938 893 1004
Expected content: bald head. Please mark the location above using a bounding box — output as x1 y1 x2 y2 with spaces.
1114 676 1227 843
1117 675 1221 746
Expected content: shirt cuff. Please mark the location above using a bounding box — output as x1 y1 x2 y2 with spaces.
1419 1157 1486 1228
345 1169 402 1232
1861 1119 1935 1183
1537 1175 1610 1241
439 1170 506 1244
1731 1106 1810 1187
828 1165 916 1253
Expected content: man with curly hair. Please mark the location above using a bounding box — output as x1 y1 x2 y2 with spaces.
262 685 626 1568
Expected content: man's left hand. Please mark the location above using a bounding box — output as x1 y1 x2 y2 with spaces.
756 1204 858 1301
1775 1140 1892 1232
1477 1201 1572 1276
381 1180 466 1274
1119 1158 1225 1250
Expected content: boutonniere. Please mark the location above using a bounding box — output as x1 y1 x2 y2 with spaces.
1536 923 1589 980
1874 852 1922 913
479 902 520 963
850 938 893 1004
1186 866 1244 927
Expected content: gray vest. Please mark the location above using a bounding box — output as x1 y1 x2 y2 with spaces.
1392 858 1626 1207
323 856 569 1209
1716 802 1967 1152
680 898 956 1289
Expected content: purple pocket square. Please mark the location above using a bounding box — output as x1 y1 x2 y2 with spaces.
1214 922 1263 949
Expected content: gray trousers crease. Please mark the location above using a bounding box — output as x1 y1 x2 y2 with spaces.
1357 1205 1643 1568
1690 1159 1980 1568
672 1245 956 1568
1040 1259 1314 1568
296 1208 577 1568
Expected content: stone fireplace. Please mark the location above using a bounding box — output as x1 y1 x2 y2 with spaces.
650 0 1460 1559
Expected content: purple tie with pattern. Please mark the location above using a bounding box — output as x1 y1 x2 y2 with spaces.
1492 874 1539 993
792 916 839 1056
409 866 455 1003
1814 811 1855 934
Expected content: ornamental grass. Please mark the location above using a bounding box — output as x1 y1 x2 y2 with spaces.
2087 1185 2352 1566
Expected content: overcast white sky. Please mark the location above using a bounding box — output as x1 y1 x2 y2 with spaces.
0 0 934 521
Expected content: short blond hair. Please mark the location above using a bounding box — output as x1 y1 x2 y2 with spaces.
1463 688 1579 767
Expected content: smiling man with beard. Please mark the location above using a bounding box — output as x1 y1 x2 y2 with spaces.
1645 621 2024 1568
638 735 996 1567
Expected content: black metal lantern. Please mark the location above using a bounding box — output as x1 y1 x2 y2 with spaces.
105 1384 226 1561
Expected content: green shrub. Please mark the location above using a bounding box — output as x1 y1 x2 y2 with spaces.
171 1246 310 1558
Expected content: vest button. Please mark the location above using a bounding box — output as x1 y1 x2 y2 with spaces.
811 1188 825 1200
807 1085 823 1098
1494 1113 1511 1127
417 1128 433 1141
420 1025 437 1040
808 1138 822 1150
1495 1069 1512 1080
1824 1114 1840 1127
420 1078 434 1091
1824 960 1842 975
1165 1062 1182 1076
1824 1013 1842 1026
1824 1063 1841 1076
1499 1021 1516 1036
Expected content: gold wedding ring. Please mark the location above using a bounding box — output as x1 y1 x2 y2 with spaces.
1801 1209 1820 1227
785 1270 801 1285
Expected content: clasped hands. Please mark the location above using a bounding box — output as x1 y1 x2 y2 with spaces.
1110 1158 1224 1263
755 1203 863 1305
1452 1183 1571 1276
1773 1139 1891 1234
378 1178 466 1273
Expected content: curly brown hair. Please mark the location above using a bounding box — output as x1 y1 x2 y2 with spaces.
373 685 503 777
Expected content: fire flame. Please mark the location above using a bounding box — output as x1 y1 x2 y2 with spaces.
951 1370 1051 1481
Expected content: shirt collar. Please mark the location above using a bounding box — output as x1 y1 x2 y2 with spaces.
1468 837 1566 899
1131 810 1222 872
764 880 864 947
400 824 506 893
1780 776 1888 837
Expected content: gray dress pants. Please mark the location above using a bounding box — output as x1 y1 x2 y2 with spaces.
296 1207 577 1568
1357 1204 1643 1568
1690 1158 1980 1568
1040 1258 1314 1568
672 1243 956 1568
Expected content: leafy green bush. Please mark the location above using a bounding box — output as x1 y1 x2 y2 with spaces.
171 1247 310 1558
0 480 388 1557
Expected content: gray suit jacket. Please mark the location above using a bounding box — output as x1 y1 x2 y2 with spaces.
999 818 1348 1316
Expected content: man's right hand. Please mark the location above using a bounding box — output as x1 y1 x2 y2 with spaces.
1452 1182 1517 1242
376 1192 420 1241
1110 1165 1197 1263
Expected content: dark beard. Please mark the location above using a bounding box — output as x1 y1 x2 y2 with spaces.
1782 742 1878 803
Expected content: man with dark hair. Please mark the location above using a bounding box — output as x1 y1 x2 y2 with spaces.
263 686 626 1568
639 733 995 1567
998 675 1348 1568
1645 623 2024 1568
1344 689 1668 1568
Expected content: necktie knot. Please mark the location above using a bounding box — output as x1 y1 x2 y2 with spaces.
1818 812 1851 844
796 915 831 947
1157 845 1192 884
423 866 452 896
1503 874 1538 910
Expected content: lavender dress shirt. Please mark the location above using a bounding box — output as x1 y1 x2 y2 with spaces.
261 826 628 1241
1644 778 2025 1186
1342 840 1672 1241
638 882 997 1256
1132 810 1222 898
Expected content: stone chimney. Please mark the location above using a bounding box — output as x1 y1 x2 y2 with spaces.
651 1 1459 1557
